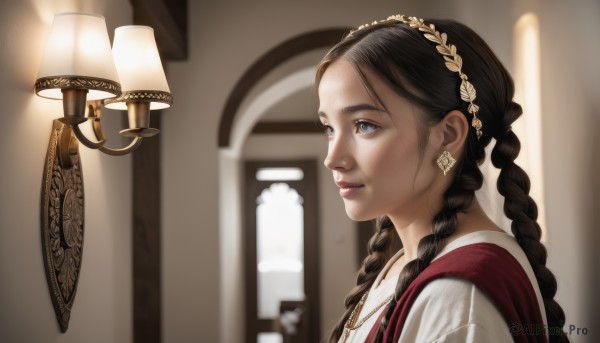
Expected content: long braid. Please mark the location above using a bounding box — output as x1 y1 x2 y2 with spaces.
329 217 397 342
491 102 568 342
374 132 486 342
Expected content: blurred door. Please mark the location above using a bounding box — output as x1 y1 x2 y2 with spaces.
244 160 320 343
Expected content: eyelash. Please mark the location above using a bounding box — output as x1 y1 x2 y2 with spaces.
320 120 379 137
318 122 333 137
355 120 378 134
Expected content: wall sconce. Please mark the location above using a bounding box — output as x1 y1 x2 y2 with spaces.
36 12 172 332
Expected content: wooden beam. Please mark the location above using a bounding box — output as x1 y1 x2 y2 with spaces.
130 1 187 342
131 0 188 60
251 120 323 134
132 115 162 343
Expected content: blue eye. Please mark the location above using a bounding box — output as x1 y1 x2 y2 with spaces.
323 125 334 137
356 121 377 134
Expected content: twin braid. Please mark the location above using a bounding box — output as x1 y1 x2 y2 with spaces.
328 217 396 342
373 134 485 343
491 102 568 342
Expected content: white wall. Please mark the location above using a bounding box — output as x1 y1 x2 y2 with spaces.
537 0 600 340
163 0 598 342
0 1 133 342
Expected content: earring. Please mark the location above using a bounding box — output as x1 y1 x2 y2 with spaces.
436 150 456 176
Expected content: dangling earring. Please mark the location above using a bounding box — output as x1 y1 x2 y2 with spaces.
436 150 456 176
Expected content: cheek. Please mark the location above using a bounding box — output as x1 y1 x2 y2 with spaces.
362 136 422 183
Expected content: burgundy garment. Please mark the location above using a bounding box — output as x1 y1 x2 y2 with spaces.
365 243 547 342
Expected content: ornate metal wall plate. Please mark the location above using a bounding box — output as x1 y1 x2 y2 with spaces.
41 120 85 332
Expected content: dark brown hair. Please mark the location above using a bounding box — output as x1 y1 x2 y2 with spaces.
316 18 568 342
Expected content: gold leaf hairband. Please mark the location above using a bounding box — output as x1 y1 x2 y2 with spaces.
349 14 483 139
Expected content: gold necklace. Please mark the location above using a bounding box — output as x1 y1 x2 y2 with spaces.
341 292 394 343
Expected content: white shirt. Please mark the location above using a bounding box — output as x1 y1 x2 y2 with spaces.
340 231 547 343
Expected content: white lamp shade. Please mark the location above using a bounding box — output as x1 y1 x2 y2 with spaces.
104 26 171 110
36 12 120 100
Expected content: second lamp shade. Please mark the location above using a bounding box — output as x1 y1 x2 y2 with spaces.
106 25 171 110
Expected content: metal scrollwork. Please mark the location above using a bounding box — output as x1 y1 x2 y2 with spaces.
34 76 121 97
104 90 173 106
41 120 85 332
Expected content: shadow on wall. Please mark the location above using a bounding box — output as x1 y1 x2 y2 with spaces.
586 100 600 337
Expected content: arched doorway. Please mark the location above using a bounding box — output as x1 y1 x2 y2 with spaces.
217 28 349 343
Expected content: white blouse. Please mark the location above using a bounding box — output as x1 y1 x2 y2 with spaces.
339 230 547 343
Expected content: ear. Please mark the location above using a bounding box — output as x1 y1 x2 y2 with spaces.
432 110 469 153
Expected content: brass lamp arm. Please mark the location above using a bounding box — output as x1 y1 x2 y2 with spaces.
72 123 106 149
70 101 143 155
71 121 143 155
98 137 143 156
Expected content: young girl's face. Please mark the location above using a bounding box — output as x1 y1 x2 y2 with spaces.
318 59 441 224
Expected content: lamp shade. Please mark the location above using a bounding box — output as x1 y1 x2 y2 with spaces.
104 26 172 110
35 12 120 100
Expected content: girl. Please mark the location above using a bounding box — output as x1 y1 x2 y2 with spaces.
316 15 567 342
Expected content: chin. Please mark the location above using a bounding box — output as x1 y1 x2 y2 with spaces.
344 204 378 222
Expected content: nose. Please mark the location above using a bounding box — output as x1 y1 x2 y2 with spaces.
323 135 353 171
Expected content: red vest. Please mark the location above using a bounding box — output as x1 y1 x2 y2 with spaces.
366 243 547 342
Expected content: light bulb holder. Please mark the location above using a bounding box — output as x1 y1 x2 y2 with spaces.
58 88 89 125
119 101 160 138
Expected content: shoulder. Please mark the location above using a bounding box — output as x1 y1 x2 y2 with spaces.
437 230 523 264
386 231 547 342
399 278 513 342
437 230 528 269
436 231 547 326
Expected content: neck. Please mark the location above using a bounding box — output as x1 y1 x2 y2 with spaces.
389 199 499 262
390 216 432 261
388 196 442 261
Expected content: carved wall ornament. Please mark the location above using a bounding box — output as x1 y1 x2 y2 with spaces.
41 120 85 332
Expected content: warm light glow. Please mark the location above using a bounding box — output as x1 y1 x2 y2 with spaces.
36 12 119 100
256 168 304 181
105 26 171 110
514 13 546 242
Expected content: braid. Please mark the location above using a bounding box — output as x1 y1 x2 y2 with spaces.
491 102 568 342
329 217 396 342
374 132 486 342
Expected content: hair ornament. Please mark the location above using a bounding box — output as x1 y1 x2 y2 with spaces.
349 14 483 139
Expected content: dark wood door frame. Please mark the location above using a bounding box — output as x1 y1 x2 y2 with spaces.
244 160 321 343
130 1 187 342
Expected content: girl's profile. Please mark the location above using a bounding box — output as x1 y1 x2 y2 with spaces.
316 14 568 343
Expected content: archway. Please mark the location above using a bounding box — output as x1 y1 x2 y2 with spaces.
217 28 348 343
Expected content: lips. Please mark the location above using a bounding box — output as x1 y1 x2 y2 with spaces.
335 181 362 188
335 181 364 197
